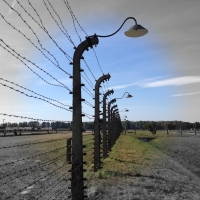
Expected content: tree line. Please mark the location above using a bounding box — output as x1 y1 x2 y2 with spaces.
1 121 71 129
1 120 199 131
123 120 200 131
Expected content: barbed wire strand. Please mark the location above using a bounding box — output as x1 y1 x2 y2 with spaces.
63 0 82 42
81 74 95 89
22 0 105 103
92 48 104 74
15 0 72 61
83 101 94 108
0 153 67 187
0 39 71 91
4 162 68 200
71 170 95 199
0 136 69 150
0 77 71 107
81 82 94 96
82 87 94 98
43 0 75 47
0 43 68 90
20 0 106 100
48 175 71 200
83 102 93 108
82 112 94 118
27 0 101 93
82 59 96 81
0 145 66 168
2 0 62 64
0 12 62 69
83 72 95 88
0 113 70 123
64 0 88 36
0 82 72 112
63 0 109 94
36 171 71 200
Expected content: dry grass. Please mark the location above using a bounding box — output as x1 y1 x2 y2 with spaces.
95 133 159 178
149 133 200 178
88 131 200 199
1 130 200 199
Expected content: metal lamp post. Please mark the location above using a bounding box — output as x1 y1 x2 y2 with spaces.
115 92 133 100
107 92 132 149
102 90 114 158
121 115 127 119
71 17 147 199
110 105 118 148
112 108 119 145
123 119 127 134
119 108 129 112
94 74 111 172
107 99 116 151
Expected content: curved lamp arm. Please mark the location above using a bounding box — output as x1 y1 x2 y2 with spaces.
119 108 129 112
115 92 132 100
93 17 137 38
88 17 148 39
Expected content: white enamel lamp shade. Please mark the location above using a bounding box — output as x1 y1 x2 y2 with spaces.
124 24 148 37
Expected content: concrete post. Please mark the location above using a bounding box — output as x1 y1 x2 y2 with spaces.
94 74 111 172
180 121 182 135
72 36 98 200
124 120 127 135
166 123 169 135
102 90 114 158
67 138 72 163
110 105 117 148
116 114 121 138
135 122 137 135
107 99 116 151
113 109 119 144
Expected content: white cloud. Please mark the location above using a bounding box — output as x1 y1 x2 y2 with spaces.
108 76 200 91
172 91 200 97
141 76 200 88
108 82 137 90
108 75 172 90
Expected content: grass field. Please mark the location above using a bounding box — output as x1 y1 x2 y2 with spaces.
1 130 200 199
88 130 200 199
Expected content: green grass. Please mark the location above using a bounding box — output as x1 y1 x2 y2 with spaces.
96 133 161 179
96 130 200 179
38 130 200 180
88 131 200 199
29 131 200 199
132 129 168 137
33 132 94 174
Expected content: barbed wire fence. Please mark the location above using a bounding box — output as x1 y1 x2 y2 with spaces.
0 122 71 200
0 0 124 199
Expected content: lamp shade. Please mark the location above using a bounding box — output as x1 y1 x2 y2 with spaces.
126 94 133 98
124 24 148 37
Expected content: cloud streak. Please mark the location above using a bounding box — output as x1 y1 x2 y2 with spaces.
108 76 200 91
109 82 138 90
141 76 200 88
172 91 200 97
108 75 172 90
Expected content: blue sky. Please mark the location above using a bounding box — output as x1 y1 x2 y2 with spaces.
0 0 200 124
